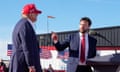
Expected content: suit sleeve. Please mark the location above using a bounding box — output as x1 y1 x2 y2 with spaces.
54 35 71 51
19 22 35 67
93 38 97 57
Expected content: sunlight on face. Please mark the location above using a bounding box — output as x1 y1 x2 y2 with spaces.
29 13 38 23
79 20 90 33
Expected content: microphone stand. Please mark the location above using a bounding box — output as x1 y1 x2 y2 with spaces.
96 33 117 54
89 31 117 54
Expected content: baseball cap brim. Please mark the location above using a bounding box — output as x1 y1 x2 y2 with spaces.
35 9 42 14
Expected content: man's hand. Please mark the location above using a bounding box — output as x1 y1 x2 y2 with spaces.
51 32 58 43
29 66 36 72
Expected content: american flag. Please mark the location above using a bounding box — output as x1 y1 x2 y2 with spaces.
40 48 52 59
57 49 69 59
7 44 13 56
47 16 55 18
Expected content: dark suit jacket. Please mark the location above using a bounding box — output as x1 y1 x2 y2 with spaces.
54 33 97 72
9 18 42 72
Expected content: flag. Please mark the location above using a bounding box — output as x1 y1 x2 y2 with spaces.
57 49 69 64
57 49 69 59
40 48 52 59
47 16 55 18
40 46 56 50
7 44 13 56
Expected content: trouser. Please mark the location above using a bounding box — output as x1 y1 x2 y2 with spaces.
76 65 93 72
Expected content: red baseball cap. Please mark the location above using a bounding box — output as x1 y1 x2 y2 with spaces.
22 4 42 14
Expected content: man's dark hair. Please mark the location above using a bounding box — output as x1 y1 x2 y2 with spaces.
80 17 92 26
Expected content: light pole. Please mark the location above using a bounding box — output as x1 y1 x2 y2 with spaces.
47 16 55 33
47 17 49 33
46 16 55 48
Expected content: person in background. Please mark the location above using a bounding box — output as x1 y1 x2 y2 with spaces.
0 59 7 72
47 64 54 72
51 17 97 72
9 3 42 72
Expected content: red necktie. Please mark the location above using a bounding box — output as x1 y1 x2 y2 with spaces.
80 34 85 63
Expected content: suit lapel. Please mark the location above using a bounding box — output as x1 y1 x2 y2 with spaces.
27 20 36 35
88 36 92 57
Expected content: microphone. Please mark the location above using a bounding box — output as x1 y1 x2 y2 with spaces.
89 31 98 36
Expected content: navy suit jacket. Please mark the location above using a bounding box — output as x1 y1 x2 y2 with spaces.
9 18 42 72
54 33 97 72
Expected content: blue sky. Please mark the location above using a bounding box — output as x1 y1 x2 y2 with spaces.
0 0 120 59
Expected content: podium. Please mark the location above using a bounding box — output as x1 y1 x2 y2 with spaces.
87 54 120 72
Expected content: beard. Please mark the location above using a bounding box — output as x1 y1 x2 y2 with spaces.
80 29 89 33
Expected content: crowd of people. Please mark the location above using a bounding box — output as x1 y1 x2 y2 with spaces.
0 59 55 72
0 59 8 72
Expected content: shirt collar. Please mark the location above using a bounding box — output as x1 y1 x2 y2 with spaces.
27 18 36 32
27 18 34 27
79 32 88 37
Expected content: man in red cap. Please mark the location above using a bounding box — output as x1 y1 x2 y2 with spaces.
9 4 42 72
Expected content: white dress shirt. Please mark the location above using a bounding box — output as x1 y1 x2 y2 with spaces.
27 18 34 27
79 32 89 65
27 18 36 33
